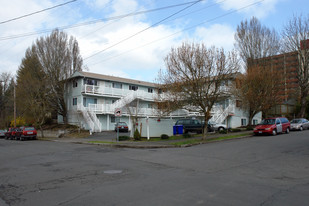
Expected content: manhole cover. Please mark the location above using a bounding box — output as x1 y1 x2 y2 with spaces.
104 170 123 174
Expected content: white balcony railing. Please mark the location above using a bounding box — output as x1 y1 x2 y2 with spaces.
82 84 158 101
83 103 159 116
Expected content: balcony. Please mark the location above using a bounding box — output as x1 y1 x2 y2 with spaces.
82 84 158 101
83 103 159 116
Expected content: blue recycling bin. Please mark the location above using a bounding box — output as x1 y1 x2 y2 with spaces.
173 125 183 135
177 125 183 134
173 126 177 135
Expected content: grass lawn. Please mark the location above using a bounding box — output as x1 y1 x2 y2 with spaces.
171 133 251 146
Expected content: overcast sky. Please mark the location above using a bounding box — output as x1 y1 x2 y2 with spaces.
0 0 308 82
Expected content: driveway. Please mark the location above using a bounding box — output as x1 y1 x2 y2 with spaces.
0 130 309 206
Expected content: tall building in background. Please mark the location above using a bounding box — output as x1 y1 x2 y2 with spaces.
249 39 309 117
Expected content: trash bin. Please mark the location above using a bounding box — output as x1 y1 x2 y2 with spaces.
173 125 184 135
173 126 177 135
177 125 183 134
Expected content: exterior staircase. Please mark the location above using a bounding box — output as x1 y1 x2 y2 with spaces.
77 104 102 132
210 104 233 124
110 91 137 111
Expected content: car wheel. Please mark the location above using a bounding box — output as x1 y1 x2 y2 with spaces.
272 129 277 136
286 128 290 134
300 126 303 131
218 127 225 132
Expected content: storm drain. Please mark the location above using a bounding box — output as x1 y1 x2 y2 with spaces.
103 170 123 174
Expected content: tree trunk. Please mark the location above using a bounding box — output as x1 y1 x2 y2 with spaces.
62 113 68 124
299 93 307 117
202 123 208 140
248 111 255 127
40 126 44 138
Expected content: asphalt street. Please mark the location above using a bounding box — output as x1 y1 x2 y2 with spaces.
0 130 309 206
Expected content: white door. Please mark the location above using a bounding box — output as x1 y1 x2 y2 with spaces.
276 118 282 133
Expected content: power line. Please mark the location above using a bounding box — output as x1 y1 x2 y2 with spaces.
0 0 78 24
0 0 204 41
87 0 265 66
84 0 203 61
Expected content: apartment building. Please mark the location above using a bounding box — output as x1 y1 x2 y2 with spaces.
60 71 261 135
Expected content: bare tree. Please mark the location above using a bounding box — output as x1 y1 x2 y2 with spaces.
158 42 239 140
234 17 282 121
0 72 13 128
232 64 282 126
281 14 309 117
234 16 280 67
35 29 83 123
123 99 142 139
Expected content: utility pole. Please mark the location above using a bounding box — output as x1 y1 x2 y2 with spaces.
14 83 16 127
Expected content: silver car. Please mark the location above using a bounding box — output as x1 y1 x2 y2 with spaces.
0 130 6 138
208 121 227 132
290 118 309 131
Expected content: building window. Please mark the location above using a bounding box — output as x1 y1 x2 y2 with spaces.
84 78 97 86
73 80 78 88
112 99 116 104
112 82 122 89
94 99 97 104
241 118 247 126
73 98 77 106
111 116 115 123
129 85 138 91
148 103 153 108
236 100 242 108
148 88 153 93
83 97 86 107
253 119 258 125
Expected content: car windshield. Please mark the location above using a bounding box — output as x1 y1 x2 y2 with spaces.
117 123 127 126
25 127 35 131
260 119 276 125
291 119 302 123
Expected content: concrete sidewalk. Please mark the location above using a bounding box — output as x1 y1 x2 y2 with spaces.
47 130 254 148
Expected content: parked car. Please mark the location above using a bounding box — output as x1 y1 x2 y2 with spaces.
0 130 6 138
208 121 227 132
290 118 309 131
5 127 21 140
175 119 213 134
253 117 290 136
16 126 37 140
114 122 129 132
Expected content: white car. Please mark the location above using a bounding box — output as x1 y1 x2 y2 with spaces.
208 121 227 132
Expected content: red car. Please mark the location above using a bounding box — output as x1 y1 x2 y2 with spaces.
254 117 290 136
16 127 37 141
5 127 21 140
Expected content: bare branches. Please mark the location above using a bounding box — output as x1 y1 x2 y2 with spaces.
282 14 309 117
158 42 239 139
33 29 83 123
234 16 281 66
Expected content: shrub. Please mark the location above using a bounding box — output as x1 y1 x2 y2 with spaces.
119 136 130 141
183 133 192 138
246 126 254 131
134 129 141 141
160 134 169 139
219 129 228 134
230 128 242 132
